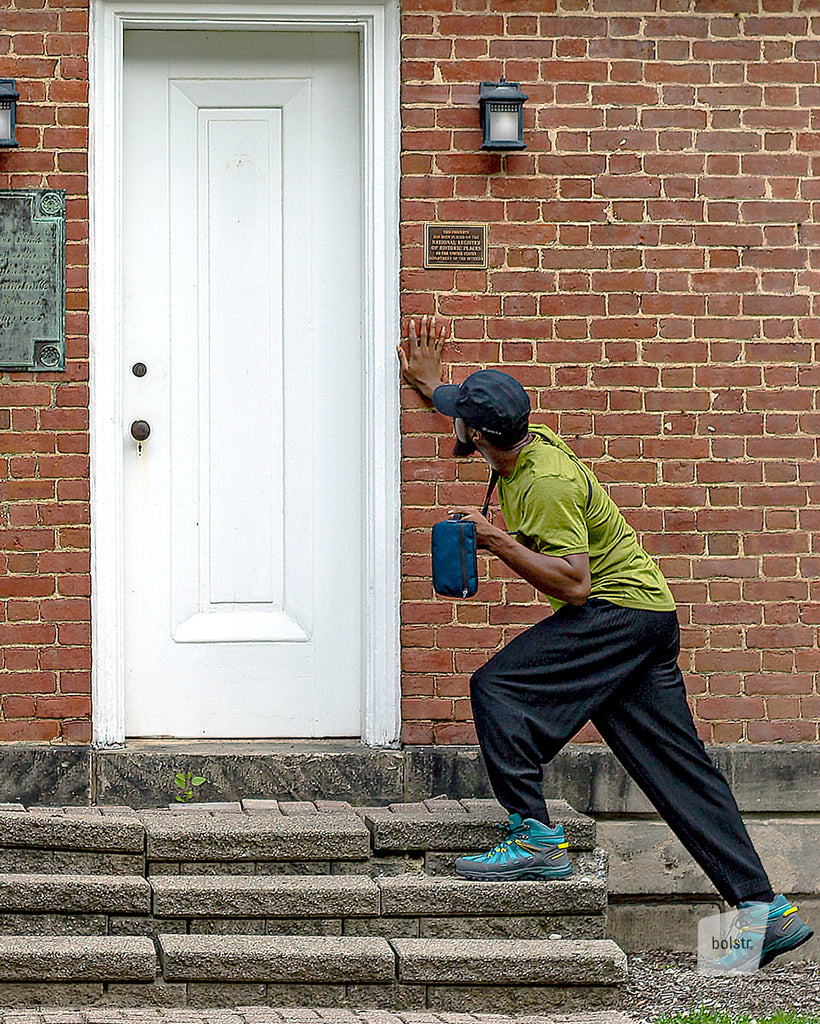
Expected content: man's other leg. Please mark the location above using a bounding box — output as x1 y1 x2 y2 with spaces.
590 612 773 907
470 599 660 826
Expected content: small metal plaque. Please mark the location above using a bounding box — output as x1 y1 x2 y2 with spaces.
0 189 66 371
424 223 488 269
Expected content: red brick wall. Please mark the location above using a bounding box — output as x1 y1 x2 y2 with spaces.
2 0 819 747
0 2 91 742
399 0 820 746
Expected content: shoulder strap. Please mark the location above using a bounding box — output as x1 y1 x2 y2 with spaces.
481 470 499 518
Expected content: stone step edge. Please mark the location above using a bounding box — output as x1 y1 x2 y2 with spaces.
0 798 596 856
0 873 150 914
0 937 626 991
156 934 627 986
0 934 626 986
0 936 156 982
151 872 608 918
0 871 609 918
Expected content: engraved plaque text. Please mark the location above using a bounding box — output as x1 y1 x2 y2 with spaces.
424 223 488 269
0 189 66 371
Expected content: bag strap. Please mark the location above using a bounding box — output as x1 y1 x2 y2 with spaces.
478 434 591 520
481 470 499 518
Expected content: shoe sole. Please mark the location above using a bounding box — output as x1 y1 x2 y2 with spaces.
759 925 814 969
454 865 574 882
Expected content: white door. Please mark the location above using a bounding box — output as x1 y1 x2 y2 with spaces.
121 30 363 738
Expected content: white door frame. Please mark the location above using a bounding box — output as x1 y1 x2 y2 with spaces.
89 0 401 747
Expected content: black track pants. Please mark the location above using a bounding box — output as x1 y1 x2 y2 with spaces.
469 597 772 907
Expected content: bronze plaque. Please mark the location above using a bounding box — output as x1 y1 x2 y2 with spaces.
0 189 66 371
424 223 488 269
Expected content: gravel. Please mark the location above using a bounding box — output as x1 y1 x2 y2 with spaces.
616 949 820 1022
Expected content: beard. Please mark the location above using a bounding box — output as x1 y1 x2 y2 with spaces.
453 437 477 458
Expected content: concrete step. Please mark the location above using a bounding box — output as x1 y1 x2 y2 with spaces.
363 798 597 854
149 871 608 939
0 873 150 914
0 931 627 1009
0 801 599 878
158 933 395 982
0 808 145 875
155 933 627 1010
152 873 380 919
0 872 151 936
143 808 371 873
0 935 156 980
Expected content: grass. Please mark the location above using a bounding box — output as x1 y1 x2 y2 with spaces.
654 1010 820 1024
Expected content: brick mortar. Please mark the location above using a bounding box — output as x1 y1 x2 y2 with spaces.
1 2 820 744
398 0 820 746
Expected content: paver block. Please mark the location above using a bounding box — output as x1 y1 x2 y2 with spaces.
0 936 156 981
280 802 319 815
377 874 607 916
419 914 606 940
104 981 187 1007
391 937 627 985
0 849 145 875
344 982 427 1009
0 912 108 936
168 802 243 813
0 873 150 914
151 873 379 918
187 982 268 1006
157 934 396 983
242 800 283 814
142 810 370 861
343 918 420 938
0 983 106 1007
426 984 623 1012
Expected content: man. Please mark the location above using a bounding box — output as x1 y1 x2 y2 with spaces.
398 314 814 971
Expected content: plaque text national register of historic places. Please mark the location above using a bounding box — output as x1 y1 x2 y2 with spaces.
424 223 488 269
0 189 66 371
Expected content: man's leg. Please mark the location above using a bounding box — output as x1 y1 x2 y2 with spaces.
470 599 663 826
590 610 773 907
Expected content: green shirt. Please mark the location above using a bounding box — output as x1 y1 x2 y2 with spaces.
498 425 676 614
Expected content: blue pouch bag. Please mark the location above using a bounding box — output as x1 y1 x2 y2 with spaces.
432 471 498 599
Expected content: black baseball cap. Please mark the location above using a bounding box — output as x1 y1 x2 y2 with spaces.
433 369 531 444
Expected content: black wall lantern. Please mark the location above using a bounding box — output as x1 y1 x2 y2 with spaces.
479 78 528 151
0 81 19 148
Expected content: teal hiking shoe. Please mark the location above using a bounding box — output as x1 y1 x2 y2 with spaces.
454 813 574 881
707 894 814 973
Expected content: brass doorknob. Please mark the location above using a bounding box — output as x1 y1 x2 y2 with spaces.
130 420 151 442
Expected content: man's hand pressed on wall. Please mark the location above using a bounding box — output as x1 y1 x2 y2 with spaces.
397 314 447 400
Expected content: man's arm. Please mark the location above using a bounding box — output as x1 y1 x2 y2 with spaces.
456 510 592 607
397 315 447 400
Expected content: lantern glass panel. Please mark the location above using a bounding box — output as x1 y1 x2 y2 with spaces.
0 106 11 143
488 102 519 143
